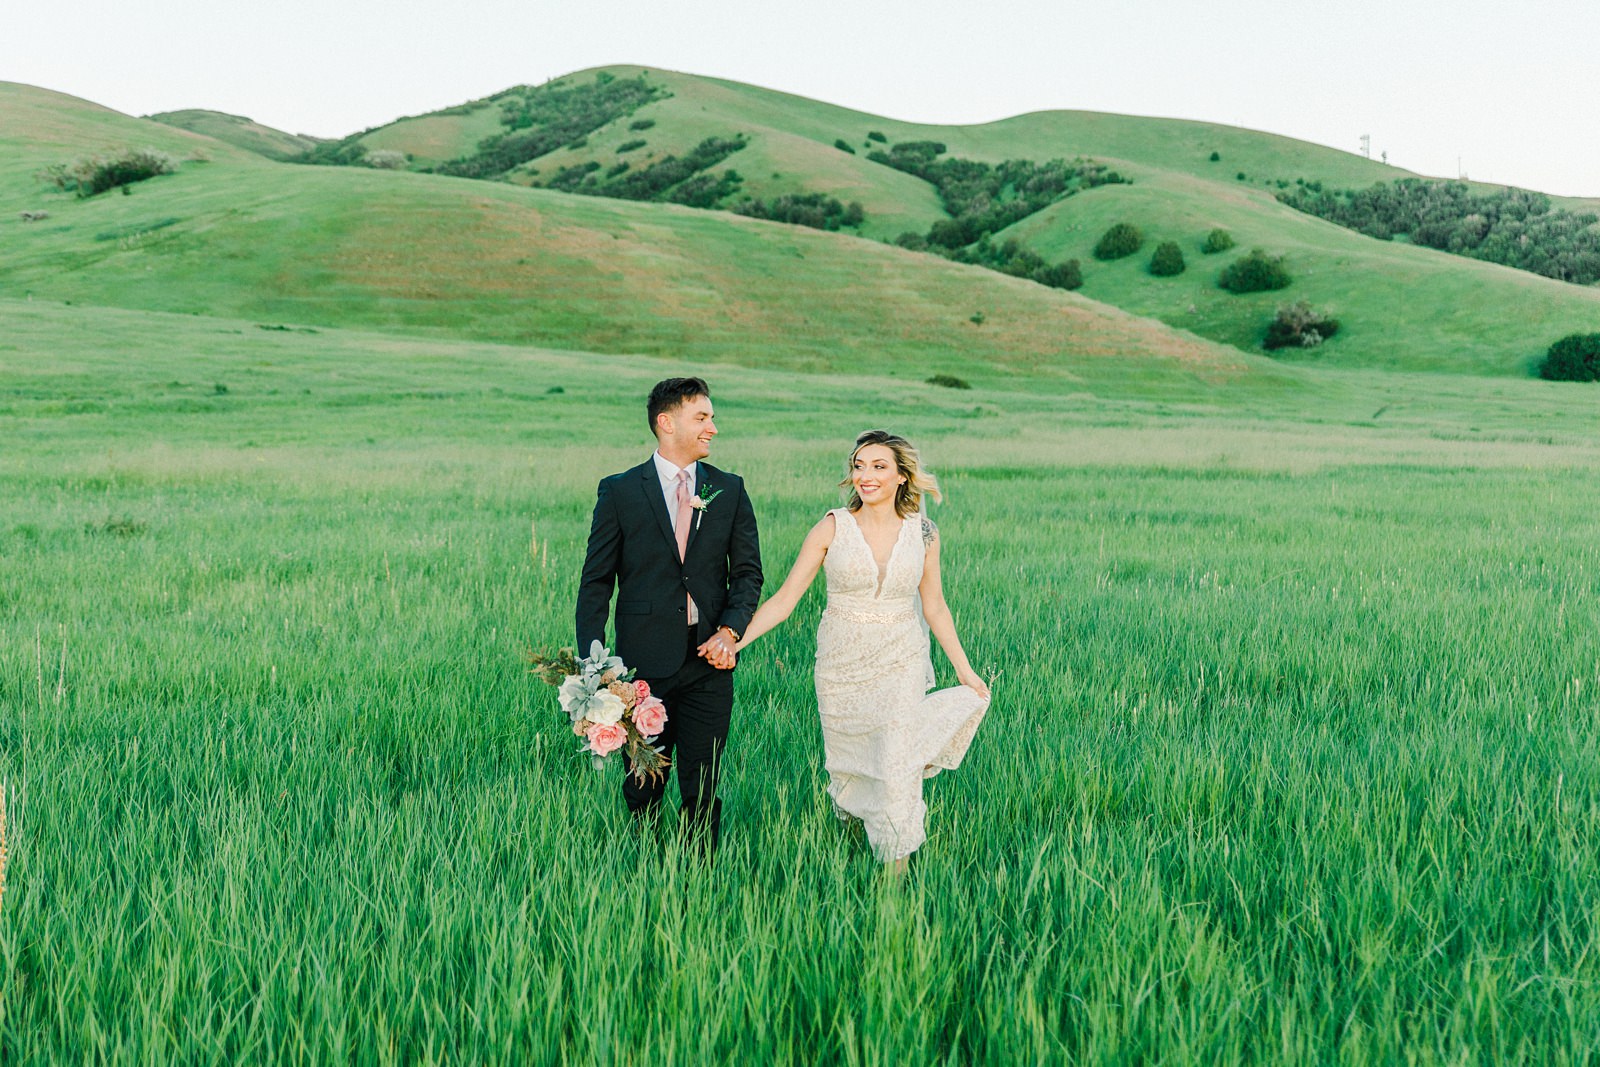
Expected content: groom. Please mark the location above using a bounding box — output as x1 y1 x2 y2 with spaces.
576 377 763 851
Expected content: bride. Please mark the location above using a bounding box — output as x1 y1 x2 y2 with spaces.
732 430 990 871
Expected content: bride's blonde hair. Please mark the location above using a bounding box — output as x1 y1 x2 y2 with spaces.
840 430 942 518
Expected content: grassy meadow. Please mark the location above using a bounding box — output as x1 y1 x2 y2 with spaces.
3 299 1600 1063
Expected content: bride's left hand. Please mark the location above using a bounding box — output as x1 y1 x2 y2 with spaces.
957 667 990 701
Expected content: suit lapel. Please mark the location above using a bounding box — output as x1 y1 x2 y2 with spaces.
638 462 678 556
684 463 716 560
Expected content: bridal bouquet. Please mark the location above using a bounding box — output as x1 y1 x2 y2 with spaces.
528 641 669 784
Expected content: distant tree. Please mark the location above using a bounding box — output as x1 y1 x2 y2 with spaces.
363 149 408 170
1538 333 1600 381
1209 151 1221 162
42 148 177 197
1093 222 1144 261
834 139 856 154
1148 241 1186 276
628 118 656 131
1219 248 1292 293
617 139 647 153
1202 228 1236 254
867 131 888 143
895 231 929 252
1033 259 1083 290
1263 300 1340 349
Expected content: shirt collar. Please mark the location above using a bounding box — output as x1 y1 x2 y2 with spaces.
652 451 697 484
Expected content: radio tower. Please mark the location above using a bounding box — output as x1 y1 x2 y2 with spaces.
1360 134 1371 159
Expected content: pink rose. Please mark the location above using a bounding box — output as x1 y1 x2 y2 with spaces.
634 679 652 701
632 696 667 737
586 722 627 757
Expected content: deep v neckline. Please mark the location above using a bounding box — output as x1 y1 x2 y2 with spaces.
845 508 906 598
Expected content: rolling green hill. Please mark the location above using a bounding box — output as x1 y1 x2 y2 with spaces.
325 65 1600 377
0 81 1265 398
7 69 1600 382
147 108 327 160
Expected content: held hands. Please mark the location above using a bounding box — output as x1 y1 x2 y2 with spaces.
696 627 739 671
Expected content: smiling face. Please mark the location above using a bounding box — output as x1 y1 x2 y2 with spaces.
655 393 717 466
850 443 907 509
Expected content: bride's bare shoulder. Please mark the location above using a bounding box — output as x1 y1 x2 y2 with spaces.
807 510 839 547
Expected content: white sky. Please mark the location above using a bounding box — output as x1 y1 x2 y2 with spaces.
6 0 1597 197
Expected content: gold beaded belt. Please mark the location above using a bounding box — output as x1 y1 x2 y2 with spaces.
824 605 916 625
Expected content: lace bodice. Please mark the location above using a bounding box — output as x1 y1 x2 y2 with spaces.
823 508 925 617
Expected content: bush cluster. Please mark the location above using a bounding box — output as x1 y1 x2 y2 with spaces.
1219 248 1292 293
869 140 1126 252
735 193 864 231
1263 301 1340 350
603 136 747 203
945 237 1081 290
1278 178 1600 285
833 139 855 155
40 148 177 197
1538 333 1600 381
1148 241 1186 276
1093 223 1144 261
406 73 667 180
617 139 647 153
1202 228 1235 254
363 149 408 170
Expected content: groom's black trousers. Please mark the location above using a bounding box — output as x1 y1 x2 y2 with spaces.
624 627 733 846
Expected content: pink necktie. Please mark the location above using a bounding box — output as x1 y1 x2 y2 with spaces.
675 471 698 624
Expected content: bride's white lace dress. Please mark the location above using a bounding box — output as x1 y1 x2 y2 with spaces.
814 508 988 861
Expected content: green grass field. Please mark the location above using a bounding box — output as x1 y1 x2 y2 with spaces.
3 299 1599 1063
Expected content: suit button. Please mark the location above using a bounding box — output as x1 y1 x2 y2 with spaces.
682 577 690 585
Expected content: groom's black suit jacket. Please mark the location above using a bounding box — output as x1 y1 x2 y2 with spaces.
577 459 762 679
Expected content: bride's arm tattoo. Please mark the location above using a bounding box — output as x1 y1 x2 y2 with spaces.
921 516 937 547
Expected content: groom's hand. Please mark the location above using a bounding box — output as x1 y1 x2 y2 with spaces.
697 629 738 670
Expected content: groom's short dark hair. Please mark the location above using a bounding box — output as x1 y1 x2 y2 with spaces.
647 377 711 436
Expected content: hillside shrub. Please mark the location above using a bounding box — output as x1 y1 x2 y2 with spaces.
1033 259 1083 290
1093 223 1144 261
833 139 856 155
1209 151 1221 162
867 131 887 143
1263 300 1340 350
628 118 655 131
427 73 666 179
895 232 929 252
1202 228 1236 254
1538 333 1600 381
927 374 971 389
1219 248 1292 293
42 148 177 197
870 140 1127 256
1148 241 1186 276
605 161 631 178
736 193 863 231
617 139 647 153
601 136 748 202
1278 178 1600 285
666 169 744 209
363 149 408 170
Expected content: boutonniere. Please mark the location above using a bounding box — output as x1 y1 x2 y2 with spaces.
689 485 724 530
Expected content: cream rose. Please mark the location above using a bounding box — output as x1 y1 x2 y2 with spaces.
584 690 627 726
